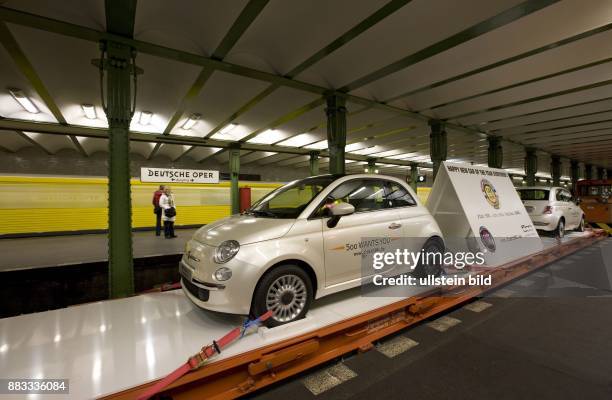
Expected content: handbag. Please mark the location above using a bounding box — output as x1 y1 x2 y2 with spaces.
165 207 176 218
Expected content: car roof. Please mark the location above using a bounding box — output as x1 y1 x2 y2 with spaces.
517 186 563 190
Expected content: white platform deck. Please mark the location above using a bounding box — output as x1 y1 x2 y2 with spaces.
0 233 585 399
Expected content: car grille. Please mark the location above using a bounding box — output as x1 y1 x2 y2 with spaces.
182 278 210 302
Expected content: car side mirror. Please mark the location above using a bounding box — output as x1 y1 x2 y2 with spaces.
575 198 581 205
331 202 355 216
327 202 355 228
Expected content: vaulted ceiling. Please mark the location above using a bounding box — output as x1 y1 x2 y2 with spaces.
0 0 610 180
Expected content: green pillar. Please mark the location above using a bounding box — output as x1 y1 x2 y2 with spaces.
103 41 135 298
429 120 447 180
524 148 537 186
326 95 347 175
229 144 240 214
487 135 503 168
585 164 593 180
551 155 561 187
409 163 418 191
309 151 319 176
570 160 579 193
366 158 376 174
597 166 605 180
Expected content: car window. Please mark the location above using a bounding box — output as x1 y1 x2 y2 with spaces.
562 190 573 202
555 189 565 202
384 181 416 208
518 189 549 200
319 179 387 215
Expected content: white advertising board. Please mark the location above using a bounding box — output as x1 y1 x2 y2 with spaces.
427 162 543 266
140 167 219 184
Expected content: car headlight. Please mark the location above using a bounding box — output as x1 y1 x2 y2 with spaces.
214 267 232 281
214 240 240 264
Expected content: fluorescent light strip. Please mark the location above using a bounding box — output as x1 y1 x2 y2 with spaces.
248 129 284 144
219 123 238 135
277 133 319 147
81 104 97 119
9 88 39 114
182 113 201 130
139 111 153 125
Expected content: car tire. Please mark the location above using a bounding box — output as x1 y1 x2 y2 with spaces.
412 237 445 279
575 217 585 232
251 265 313 327
555 218 565 238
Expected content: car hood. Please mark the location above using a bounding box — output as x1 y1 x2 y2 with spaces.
192 215 296 246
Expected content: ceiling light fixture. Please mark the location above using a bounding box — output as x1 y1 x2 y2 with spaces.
139 111 153 125
182 113 201 130
9 88 39 114
219 123 238 135
81 104 97 119
248 129 283 144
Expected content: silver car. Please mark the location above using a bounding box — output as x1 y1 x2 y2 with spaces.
180 174 444 326
517 186 585 237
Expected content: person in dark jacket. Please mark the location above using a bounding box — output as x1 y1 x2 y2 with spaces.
152 185 165 236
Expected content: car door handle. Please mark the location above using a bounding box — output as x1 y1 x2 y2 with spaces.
388 223 402 230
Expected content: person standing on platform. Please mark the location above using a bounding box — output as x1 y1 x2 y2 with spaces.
152 185 165 236
159 186 177 239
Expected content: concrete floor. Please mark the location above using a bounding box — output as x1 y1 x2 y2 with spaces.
0 228 197 271
253 238 612 400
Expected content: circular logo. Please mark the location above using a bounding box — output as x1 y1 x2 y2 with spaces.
481 179 500 209
479 226 496 252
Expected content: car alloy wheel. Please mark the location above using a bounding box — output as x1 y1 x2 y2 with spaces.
413 237 445 278
557 219 565 238
265 275 307 323
252 265 313 327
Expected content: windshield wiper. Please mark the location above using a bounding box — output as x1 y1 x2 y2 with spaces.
249 209 278 218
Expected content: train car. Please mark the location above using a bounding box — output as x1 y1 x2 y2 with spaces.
0 175 282 237
576 179 612 232
0 175 434 237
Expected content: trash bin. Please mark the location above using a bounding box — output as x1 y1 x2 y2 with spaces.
239 187 251 212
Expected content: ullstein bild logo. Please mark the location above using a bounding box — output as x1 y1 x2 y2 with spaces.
481 178 500 209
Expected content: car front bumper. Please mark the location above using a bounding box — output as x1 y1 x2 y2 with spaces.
179 247 262 315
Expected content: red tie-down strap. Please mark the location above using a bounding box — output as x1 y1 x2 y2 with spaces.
136 310 273 400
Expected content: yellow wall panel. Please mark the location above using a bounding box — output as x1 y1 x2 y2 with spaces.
417 187 431 204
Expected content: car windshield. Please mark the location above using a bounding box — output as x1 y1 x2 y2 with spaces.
518 189 549 201
247 176 337 219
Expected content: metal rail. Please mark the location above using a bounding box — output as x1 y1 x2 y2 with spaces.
104 230 606 400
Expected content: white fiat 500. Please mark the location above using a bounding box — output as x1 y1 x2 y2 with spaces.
517 186 585 237
181 174 444 326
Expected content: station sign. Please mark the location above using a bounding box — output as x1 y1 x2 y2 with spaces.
427 161 542 267
140 167 219 184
